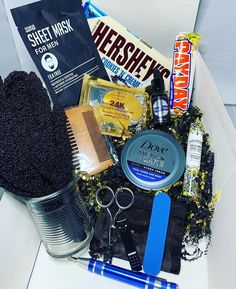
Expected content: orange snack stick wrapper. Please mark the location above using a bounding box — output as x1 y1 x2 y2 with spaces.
169 33 202 113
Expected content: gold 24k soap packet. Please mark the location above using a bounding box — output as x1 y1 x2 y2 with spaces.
80 74 148 138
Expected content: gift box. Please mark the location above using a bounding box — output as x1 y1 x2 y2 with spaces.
1 52 235 289
1 1 236 289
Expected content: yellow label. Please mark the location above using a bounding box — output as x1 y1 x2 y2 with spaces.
104 90 143 122
93 103 131 138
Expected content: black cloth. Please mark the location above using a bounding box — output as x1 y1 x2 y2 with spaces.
90 192 187 274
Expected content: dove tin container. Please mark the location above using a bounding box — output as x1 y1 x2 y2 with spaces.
121 130 185 190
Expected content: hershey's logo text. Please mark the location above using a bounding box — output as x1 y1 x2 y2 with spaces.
92 21 170 81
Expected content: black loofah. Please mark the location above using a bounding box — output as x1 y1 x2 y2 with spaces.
0 71 73 197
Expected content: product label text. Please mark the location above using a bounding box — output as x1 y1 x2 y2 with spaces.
171 39 191 111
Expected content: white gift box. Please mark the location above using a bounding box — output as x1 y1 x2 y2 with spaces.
0 1 236 289
1 52 235 289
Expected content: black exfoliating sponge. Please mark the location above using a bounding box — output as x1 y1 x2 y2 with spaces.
0 71 73 197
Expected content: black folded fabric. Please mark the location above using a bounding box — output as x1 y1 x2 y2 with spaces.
90 192 187 274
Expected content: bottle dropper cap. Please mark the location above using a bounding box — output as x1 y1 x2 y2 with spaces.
151 70 165 93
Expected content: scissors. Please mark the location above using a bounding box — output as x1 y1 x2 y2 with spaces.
95 186 134 262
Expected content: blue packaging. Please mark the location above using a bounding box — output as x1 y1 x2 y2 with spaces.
83 1 107 19
11 0 108 108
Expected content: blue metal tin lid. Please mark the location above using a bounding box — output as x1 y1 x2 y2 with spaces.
121 130 185 190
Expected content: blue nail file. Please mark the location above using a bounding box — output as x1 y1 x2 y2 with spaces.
143 192 171 276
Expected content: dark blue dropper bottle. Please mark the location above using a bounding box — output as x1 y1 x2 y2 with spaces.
150 70 170 128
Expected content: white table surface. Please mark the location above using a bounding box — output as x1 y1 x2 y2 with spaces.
28 243 209 289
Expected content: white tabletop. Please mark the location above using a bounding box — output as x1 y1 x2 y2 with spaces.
28 243 209 289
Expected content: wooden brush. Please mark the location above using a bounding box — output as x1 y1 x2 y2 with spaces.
65 106 113 175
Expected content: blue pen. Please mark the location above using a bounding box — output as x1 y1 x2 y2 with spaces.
72 257 178 289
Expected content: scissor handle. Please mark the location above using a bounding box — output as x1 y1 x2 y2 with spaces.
115 187 134 210
95 186 115 208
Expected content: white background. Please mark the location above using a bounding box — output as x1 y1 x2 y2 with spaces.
195 0 236 104
1 0 236 105
0 2 236 289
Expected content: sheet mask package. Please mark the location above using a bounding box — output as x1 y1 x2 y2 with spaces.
84 1 172 92
11 0 108 108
